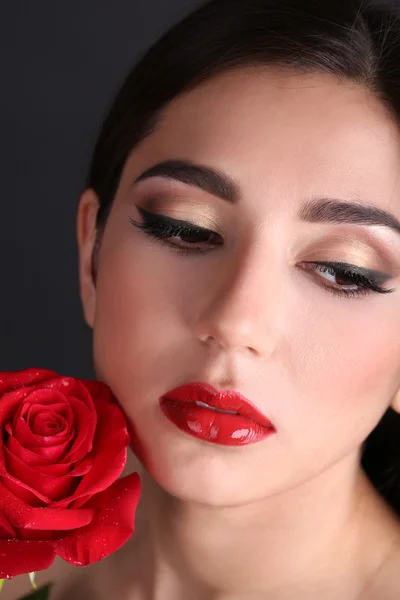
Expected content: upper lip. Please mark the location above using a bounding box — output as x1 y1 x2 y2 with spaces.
161 382 275 430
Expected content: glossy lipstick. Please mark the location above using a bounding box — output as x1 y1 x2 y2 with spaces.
160 382 276 446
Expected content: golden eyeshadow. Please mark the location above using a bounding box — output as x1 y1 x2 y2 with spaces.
299 234 398 274
138 195 226 235
134 180 400 276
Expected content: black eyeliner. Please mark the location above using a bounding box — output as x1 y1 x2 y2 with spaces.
135 206 210 233
310 261 393 287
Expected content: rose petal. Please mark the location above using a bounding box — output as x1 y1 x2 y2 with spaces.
28 406 69 437
68 455 93 477
0 441 92 505
4 448 78 502
25 400 71 421
61 388 97 463
19 395 70 421
79 379 115 405
12 390 73 443
13 527 53 541
10 454 93 479
6 435 67 467
54 473 141 566
40 375 89 399
0 388 36 427
5 435 77 472
0 481 95 530
0 539 55 578
6 420 72 461
0 368 58 397
1 476 45 507
53 392 129 507
0 513 15 538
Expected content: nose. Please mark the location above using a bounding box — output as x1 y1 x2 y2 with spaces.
193 246 283 359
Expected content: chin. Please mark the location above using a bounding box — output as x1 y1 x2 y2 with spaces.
150 462 250 507
137 437 267 507
127 411 285 507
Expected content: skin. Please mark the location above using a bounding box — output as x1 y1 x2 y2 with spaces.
75 67 400 599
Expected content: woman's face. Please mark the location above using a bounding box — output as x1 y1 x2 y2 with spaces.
77 67 400 506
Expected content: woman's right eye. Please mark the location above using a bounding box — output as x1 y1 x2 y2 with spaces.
129 207 223 255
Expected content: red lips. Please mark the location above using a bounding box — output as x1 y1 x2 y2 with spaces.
160 382 276 446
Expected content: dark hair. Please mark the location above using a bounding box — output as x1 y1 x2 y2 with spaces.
85 0 400 514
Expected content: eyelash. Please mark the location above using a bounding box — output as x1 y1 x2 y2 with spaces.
129 208 395 300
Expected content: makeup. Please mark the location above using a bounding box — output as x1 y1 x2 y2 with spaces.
160 382 276 446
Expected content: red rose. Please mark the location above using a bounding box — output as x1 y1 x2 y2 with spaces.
0 368 141 578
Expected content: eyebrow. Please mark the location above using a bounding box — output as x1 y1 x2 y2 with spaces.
134 159 239 203
134 159 400 236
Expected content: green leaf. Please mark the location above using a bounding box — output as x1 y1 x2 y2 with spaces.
0 580 4 592
19 583 52 600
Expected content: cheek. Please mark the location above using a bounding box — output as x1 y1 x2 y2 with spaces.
92 233 192 410
285 298 400 453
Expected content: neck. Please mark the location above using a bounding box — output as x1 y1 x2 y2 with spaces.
124 451 397 600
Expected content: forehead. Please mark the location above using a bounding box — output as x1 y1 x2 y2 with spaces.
123 67 400 211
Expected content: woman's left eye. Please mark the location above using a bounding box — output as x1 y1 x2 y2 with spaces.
299 261 395 299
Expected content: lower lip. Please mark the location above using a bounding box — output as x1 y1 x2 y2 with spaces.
159 398 275 446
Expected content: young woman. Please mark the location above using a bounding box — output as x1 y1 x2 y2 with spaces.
11 0 400 598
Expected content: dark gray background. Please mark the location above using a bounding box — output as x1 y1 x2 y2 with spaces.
1 1 203 379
